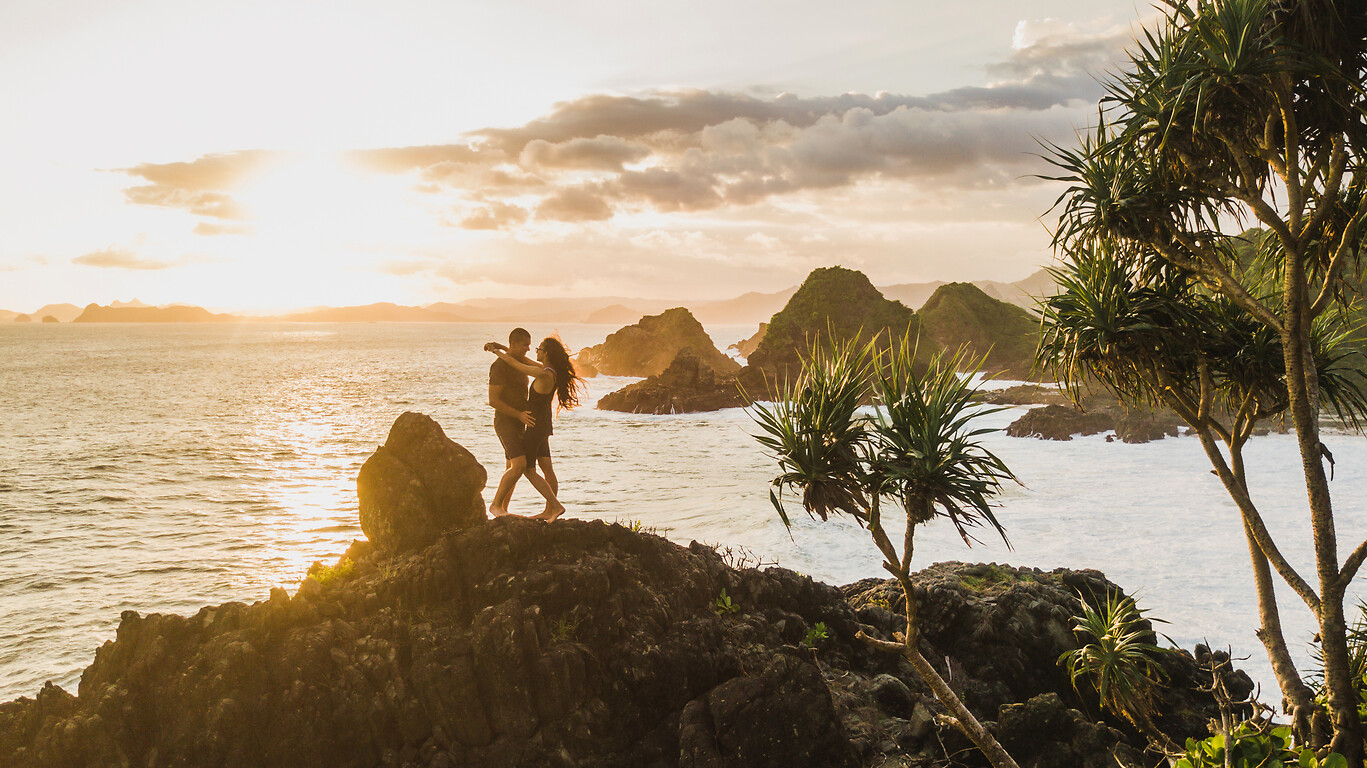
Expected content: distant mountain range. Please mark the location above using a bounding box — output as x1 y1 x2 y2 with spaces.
5 270 1056 325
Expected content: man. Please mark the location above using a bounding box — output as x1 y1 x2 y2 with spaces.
486 327 535 516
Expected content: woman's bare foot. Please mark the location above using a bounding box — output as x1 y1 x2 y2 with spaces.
489 505 512 518
534 504 565 522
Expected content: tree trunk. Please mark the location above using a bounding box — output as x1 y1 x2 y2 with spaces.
1281 274 1362 764
1243 518 1325 744
862 511 1020 768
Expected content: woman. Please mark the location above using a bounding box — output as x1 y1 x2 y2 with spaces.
484 336 585 521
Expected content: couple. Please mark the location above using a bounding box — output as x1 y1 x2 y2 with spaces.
485 327 584 520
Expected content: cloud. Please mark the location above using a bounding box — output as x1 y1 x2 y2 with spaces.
192 221 251 236
73 248 175 270
458 202 530 230
519 136 652 171
118 150 273 220
536 188 613 222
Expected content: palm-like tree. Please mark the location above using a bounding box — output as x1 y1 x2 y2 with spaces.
752 334 1020 768
1041 0 1367 757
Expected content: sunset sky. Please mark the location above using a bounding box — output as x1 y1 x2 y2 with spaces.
0 0 1149 313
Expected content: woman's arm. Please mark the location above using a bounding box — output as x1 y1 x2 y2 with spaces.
485 345 551 378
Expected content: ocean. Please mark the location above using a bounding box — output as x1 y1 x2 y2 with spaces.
1 321 1364 706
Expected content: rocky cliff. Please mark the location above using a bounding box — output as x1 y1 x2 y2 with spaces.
0 414 1252 768
576 308 739 379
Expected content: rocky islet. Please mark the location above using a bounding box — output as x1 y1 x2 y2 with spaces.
0 413 1256 768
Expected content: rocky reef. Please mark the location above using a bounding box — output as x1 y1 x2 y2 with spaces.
0 414 1252 767
1005 404 1184 444
575 307 739 379
597 350 748 414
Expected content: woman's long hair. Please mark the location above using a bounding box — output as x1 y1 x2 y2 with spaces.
541 337 585 411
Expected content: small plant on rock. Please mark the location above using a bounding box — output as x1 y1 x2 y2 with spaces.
713 588 740 616
550 612 583 644
1059 592 1175 750
801 622 829 649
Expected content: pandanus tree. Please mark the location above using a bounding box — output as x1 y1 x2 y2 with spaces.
751 336 1021 768
1040 0 1367 758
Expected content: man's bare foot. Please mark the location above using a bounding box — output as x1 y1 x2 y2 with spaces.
534 504 565 522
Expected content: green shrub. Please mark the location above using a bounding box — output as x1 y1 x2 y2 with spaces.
713 588 740 615
1175 724 1345 768
801 622 829 649
306 557 355 587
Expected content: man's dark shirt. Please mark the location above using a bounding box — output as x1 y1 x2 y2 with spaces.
490 358 529 423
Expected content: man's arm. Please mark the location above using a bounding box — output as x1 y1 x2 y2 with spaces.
488 384 535 426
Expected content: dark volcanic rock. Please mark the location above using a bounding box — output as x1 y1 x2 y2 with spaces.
357 412 487 552
0 529 1248 768
577 307 740 379
1005 401 1185 444
976 385 1071 407
1005 405 1114 441
598 350 748 414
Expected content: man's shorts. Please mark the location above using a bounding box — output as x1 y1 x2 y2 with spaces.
494 417 526 461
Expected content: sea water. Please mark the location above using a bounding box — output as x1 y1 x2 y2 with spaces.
1 322 1364 705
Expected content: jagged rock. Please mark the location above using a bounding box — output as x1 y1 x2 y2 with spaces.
576 308 739 379
1005 405 1114 441
356 412 487 552
996 693 1140 768
0 525 1247 768
679 654 855 768
728 323 767 359
597 350 748 414
1114 409 1183 444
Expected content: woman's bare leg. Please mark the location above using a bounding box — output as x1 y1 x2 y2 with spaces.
522 464 565 520
538 457 558 504
490 456 527 516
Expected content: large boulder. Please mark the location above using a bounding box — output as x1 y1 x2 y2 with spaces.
576 307 740 378
1005 405 1113 441
597 350 748 414
357 412 487 552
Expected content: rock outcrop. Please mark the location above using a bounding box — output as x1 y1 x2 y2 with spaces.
0 517 1250 768
741 267 926 395
728 323 767 359
13 314 31 323
576 308 740 379
1005 403 1185 443
918 282 1040 380
357 412 487 552
597 350 748 414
